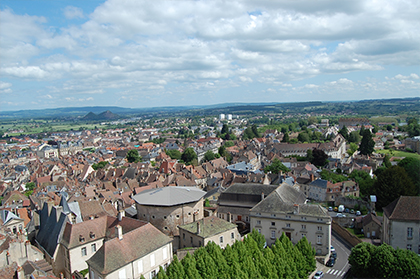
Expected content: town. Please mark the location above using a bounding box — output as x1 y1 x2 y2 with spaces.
0 108 419 279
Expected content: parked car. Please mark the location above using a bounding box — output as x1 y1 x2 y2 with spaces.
356 211 361 216
345 208 350 213
328 206 333 211
326 258 335 267
336 213 345 218
338 205 345 212
331 246 335 252
334 207 338 212
330 251 337 259
350 209 355 214
313 271 324 279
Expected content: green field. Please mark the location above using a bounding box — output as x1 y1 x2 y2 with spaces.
375 149 420 159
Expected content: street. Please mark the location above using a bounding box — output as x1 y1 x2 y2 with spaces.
312 233 352 279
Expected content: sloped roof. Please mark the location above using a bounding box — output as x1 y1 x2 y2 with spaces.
0 210 23 225
383 196 420 221
86 223 171 276
221 183 277 196
132 186 205 206
178 216 237 238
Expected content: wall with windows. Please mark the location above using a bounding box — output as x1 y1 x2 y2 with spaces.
179 227 240 249
250 212 331 256
383 219 420 253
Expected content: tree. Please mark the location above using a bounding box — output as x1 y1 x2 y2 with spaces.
281 132 289 143
295 237 316 274
311 148 328 167
221 124 229 134
264 158 290 174
398 157 420 195
347 142 358 156
348 131 361 143
181 148 197 165
306 149 314 162
166 149 182 160
297 132 310 143
126 149 141 163
339 125 349 140
374 165 416 209
348 242 375 278
359 129 375 156
251 124 260 138
218 145 226 157
202 150 216 162
25 182 35 191
349 170 375 197
92 161 108 170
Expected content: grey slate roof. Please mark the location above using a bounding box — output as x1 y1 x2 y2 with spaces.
221 183 277 195
178 216 237 238
0 210 23 225
132 186 206 206
309 179 328 189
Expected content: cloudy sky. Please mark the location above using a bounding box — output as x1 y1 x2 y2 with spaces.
1 0 419 111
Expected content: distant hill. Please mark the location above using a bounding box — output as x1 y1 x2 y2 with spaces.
82 110 119 120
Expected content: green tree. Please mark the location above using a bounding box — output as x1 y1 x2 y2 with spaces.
359 129 375 156
347 142 358 156
202 150 216 162
349 170 375 197
92 161 108 170
295 237 316 274
371 244 396 278
221 124 229 134
248 229 266 251
306 149 314 162
264 158 290 174
218 145 226 157
181 148 198 165
25 182 36 191
166 149 182 160
181 253 202 279
348 131 361 143
374 165 416 209
156 266 169 279
126 149 141 163
281 132 289 143
398 157 420 195
348 242 375 278
339 125 349 140
166 255 185 279
311 148 328 167
297 132 310 143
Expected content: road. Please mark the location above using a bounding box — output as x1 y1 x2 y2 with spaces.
312 233 352 279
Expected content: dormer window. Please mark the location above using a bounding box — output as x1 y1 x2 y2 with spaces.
79 235 85 243
90 232 95 239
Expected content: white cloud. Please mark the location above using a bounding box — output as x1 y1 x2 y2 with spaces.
63 6 84 20
0 81 12 90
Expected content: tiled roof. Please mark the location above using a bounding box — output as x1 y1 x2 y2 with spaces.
86 223 171 276
383 196 420 221
221 183 277 195
132 186 205 206
178 216 237 238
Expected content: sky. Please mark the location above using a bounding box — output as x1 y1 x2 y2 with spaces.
0 0 419 111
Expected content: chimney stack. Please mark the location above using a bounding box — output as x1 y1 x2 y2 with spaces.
118 210 125 221
261 192 265 200
197 221 201 234
115 225 123 240
293 204 299 215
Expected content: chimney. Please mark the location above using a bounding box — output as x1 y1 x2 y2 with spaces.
293 204 299 215
310 173 314 182
115 225 123 240
118 210 125 221
261 192 265 200
197 221 201 234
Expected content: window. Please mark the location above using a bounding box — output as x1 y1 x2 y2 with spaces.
317 235 322 244
286 215 291 219
271 213 276 217
91 243 96 253
301 217 306 220
317 226 322 231
183 233 185 240
271 230 276 239
151 269 157 278
190 237 193 244
256 212 261 216
245 216 249 222
407 227 413 238
257 228 261 233
271 222 275 226
407 244 412 251
138 260 143 273
199 241 202 246
231 232 234 239
220 236 223 243
256 220 261 225
163 247 168 260
301 234 306 238
81 247 87 256
301 225 306 230
150 253 156 266
317 218 323 221
163 216 167 219
286 223 291 228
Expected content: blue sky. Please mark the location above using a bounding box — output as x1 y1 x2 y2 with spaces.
1 0 419 111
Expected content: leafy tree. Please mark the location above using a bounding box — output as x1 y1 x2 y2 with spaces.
181 148 198 165
92 161 108 170
25 182 35 191
306 149 314 162
224 141 234 147
181 253 202 279
221 124 229 134
126 149 141 163
374 165 416 209
404 117 420 137
156 266 169 279
166 255 185 279
205 242 230 279
264 158 290 174
297 132 310 143
339 125 349 140
359 129 375 156
166 149 182 160
248 229 266 251
218 145 226 157
347 142 358 156
398 157 420 195
348 242 375 278
348 131 361 143
311 148 328 167
383 154 392 168
281 132 289 143
295 237 316 274
251 124 260 138
202 150 216 162
370 244 396 278
349 170 375 197
320 170 347 183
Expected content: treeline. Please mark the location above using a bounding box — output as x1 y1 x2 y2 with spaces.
149 230 316 279
349 242 420 278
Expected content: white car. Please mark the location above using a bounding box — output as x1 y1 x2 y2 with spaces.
331 246 335 252
313 271 324 279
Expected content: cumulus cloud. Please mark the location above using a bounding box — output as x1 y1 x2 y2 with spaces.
0 0 419 109
63 6 84 20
